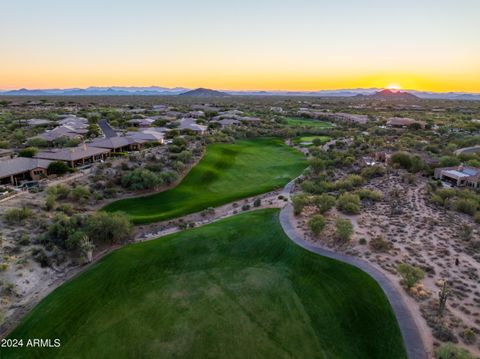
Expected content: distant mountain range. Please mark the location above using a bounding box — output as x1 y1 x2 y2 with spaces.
357 89 420 101
1 86 479 100
178 88 230 97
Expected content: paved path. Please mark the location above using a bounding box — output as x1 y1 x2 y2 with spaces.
279 203 428 359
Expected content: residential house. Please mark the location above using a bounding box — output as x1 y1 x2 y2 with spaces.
0 157 52 185
35 144 110 168
177 118 207 134
434 166 480 189
89 136 146 152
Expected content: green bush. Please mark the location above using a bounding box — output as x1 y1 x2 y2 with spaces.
121 168 161 190
18 147 38 158
48 161 71 175
336 193 361 214
436 342 474 359
308 215 326 235
292 194 310 215
335 218 353 242
357 188 383 201
312 194 335 213
397 263 424 289
4 207 32 224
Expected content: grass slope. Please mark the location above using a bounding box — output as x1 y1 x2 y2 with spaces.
103 138 307 223
4 210 407 359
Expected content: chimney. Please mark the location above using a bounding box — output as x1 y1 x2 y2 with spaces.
83 143 87 151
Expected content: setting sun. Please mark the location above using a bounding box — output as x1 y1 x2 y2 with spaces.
386 83 402 90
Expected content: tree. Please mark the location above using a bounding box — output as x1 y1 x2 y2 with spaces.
439 156 461 167
308 215 326 235
18 147 38 158
397 263 424 289
335 218 353 242
85 212 133 244
87 124 101 138
336 193 361 214
48 161 71 175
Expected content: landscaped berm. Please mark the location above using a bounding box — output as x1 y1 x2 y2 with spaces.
4 209 407 359
103 138 307 223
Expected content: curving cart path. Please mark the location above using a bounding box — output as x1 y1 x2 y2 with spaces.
279 202 428 359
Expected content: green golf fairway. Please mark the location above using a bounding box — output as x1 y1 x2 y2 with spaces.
3 209 406 359
103 138 307 223
286 117 333 128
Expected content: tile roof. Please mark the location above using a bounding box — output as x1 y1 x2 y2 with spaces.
0 157 52 178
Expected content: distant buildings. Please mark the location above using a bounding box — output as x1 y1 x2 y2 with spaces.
386 117 427 129
297 110 369 124
434 166 480 189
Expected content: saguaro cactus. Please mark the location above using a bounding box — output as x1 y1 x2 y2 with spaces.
438 280 450 317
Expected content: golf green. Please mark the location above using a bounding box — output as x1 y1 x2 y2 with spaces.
103 138 307 224
3 209 406 359
293 135 331 147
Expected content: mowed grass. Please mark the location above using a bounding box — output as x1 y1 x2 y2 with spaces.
4 209 407 359
293 135 331 147
103 138 307 224
286 117 333 128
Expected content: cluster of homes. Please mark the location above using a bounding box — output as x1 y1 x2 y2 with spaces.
297 109 369 124
0 110 210 186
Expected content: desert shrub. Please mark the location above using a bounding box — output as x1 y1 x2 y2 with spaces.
439 156 461 167
335 218 353 242
253 198 261 207
334 175 364 191
71 185 90 203
308 215 326 235
460 328 476 345
360 165 385 179
48 184 71 200
454 198 478 216
358 238 367 245
336 193 361 214
312 194 335 213
85 212 133 244
436 343 474 359
369 236 392 252
474 212 480 224
241 204 251 211
397 263 424 289
292 194 310 215
309 157 325 175
121 168 161 190
27 137 49 148
32 248 50 267
356 188 383 201
4 207 32 224
391 152 412 170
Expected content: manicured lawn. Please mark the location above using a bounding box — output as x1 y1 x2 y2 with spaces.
4 209 407 359
103 138 307 224
293 135 331 147
286 117 333 128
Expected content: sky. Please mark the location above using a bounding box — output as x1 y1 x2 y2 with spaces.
1 0 480 92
